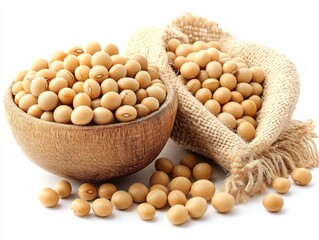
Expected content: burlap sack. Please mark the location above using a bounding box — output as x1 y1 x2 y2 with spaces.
127 13 319 202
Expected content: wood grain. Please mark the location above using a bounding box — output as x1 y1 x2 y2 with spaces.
4 78 178 182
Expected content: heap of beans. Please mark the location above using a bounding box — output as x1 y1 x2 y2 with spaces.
39 153 235 225
166 39 266 142
11 42 167 125
38 153 312 224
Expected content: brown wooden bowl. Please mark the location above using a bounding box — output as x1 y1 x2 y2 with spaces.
4 78 178 182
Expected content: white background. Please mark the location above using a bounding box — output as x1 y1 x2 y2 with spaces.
1 0 319 239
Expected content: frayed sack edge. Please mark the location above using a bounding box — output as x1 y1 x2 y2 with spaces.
222 120 319 203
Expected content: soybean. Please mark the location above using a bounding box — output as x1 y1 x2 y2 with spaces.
186 197 208 218
111 191 133 210
71 106 93 125
179 153 198 170
262 194 284 212
272 177 291 194
167 204 188 225
71 199 91 217
92 198 113 217
98 183 117 199
55 180 72 198
38 91 59 111
128 183 149 203
155 157 175 174
146 189 167 209
39 188 59 208
211 192 235 213
191 179 215 201
78 183 98 201
168 190 187 206
137 203 156 220
291 168 312 186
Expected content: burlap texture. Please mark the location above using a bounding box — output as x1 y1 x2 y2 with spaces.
127 13 319 202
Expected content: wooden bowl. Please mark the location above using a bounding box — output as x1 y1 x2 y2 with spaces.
4 79 178 182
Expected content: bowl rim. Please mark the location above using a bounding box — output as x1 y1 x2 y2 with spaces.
4 75 177 130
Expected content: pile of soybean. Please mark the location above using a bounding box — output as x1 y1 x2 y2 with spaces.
11 42 166 125
167 39 265 142
39 153 312 225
